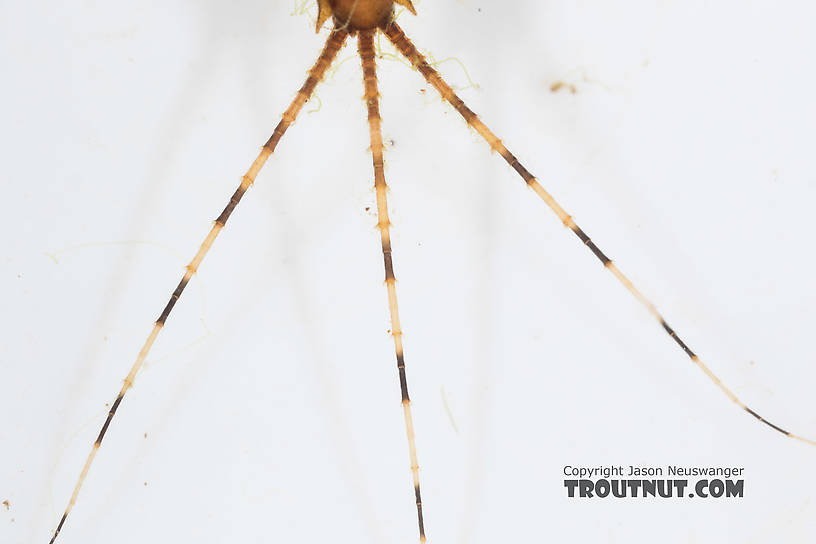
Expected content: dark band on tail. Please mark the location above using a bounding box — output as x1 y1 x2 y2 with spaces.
745 407 790 436
95 394 124 444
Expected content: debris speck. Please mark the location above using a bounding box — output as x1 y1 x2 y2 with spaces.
550 81 577 94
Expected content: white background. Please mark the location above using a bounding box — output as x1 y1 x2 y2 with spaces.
2 1 816 543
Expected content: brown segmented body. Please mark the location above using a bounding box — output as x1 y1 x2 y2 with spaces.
331 0 394 30
318 0 416 31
